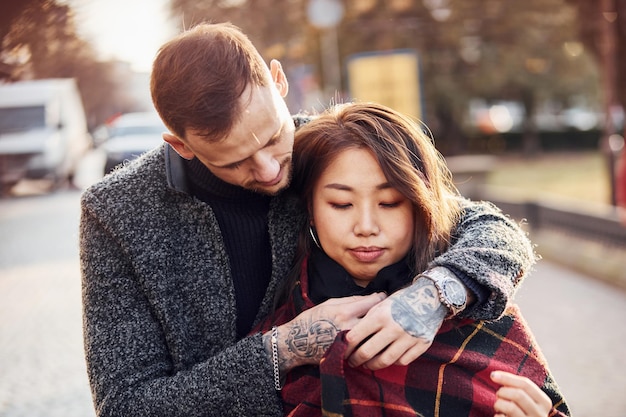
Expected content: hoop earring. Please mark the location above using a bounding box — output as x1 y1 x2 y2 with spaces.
309 226 321 249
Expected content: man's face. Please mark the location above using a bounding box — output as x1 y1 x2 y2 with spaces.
164 60 294 195
186 83 295 195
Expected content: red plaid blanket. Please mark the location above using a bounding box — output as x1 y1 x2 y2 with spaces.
255 268 570 416
270 305 569 417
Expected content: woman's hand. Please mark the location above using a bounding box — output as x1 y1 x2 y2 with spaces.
343 278 448 370
491 371 553 417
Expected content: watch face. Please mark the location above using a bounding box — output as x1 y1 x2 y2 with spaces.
442 279 466 307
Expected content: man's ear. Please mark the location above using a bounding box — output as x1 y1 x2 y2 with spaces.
163 132 195 160
270 59 289 98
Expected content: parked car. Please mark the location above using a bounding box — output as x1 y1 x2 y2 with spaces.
0 78 92 193
97 111 167 175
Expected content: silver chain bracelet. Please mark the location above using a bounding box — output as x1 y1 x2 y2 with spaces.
271 326 282 391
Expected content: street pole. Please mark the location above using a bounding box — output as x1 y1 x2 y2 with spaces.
319 26 342 102
599 0 619 206
307 0 344 105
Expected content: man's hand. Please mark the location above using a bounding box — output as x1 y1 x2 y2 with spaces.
343 277 448 370
266 293 387 373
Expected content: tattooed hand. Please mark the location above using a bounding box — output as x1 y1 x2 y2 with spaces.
286 319 338 363
264 293 386 373
343 277 447 370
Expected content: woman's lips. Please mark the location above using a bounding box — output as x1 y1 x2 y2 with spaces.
349 247 385 262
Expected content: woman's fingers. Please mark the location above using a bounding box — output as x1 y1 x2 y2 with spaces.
491 371 552 417
344 314 433 370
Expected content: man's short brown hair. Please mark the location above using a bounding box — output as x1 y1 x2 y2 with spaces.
151 22 269 141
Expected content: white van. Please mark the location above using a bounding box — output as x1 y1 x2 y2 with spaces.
0 78 92 192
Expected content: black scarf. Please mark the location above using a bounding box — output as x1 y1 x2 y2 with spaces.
307 245 413 305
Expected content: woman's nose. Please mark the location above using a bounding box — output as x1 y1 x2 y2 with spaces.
353 208 380 236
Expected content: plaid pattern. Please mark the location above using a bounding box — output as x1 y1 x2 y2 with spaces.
255 262 570 417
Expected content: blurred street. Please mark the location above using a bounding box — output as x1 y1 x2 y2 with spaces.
0 185 625 417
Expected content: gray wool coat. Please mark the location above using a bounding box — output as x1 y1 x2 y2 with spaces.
80 144 535 417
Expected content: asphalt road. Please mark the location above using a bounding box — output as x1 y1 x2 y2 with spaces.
0 185 624 417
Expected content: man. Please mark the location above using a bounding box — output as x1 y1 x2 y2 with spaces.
80 22 535 416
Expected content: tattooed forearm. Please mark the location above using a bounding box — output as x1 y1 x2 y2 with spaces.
390 277 447 341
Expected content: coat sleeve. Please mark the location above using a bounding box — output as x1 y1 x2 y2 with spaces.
80 202 282 417
429 198 537 320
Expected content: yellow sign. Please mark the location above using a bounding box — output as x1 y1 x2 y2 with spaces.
347 50 422 120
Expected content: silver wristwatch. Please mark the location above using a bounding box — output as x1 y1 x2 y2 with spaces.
418 267 467 318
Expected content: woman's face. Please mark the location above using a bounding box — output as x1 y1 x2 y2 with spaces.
311 148 415 286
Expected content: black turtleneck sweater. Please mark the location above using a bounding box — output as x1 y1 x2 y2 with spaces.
185 157 272 338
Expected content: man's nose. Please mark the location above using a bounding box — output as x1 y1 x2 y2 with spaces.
251 151 280 182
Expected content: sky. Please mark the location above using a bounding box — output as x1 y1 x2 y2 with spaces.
67 0 178 72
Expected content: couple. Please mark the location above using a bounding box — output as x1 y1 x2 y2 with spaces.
79 23 569 416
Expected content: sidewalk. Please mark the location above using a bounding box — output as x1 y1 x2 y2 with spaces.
0 261 95 417
515 261 626 417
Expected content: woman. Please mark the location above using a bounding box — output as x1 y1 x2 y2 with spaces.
256 102 570 417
